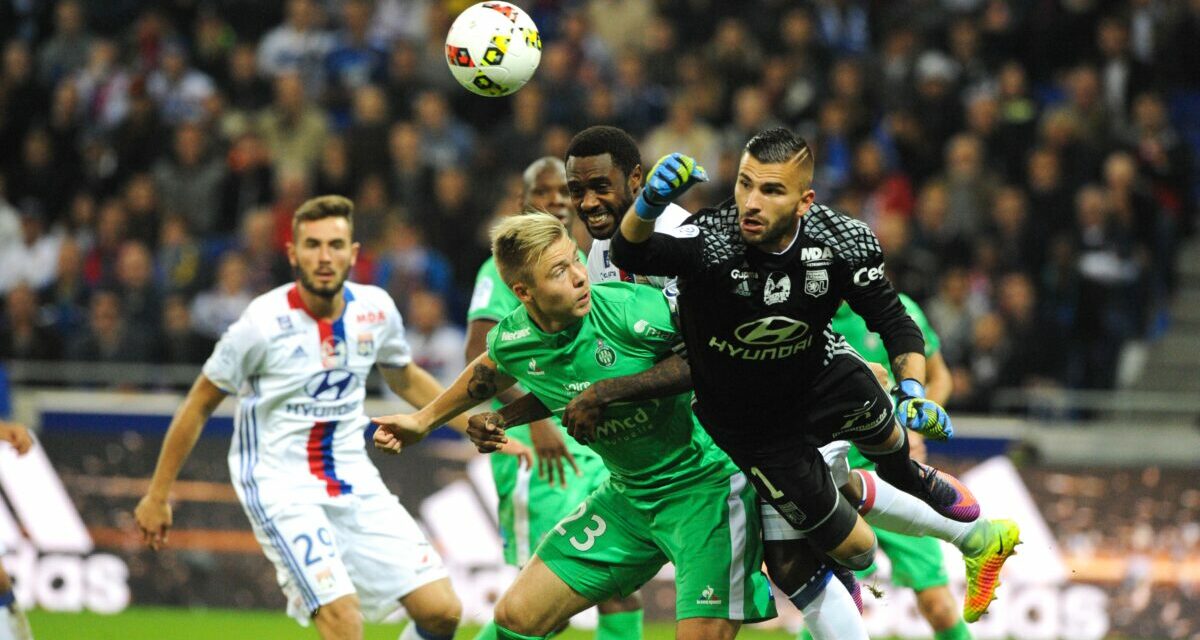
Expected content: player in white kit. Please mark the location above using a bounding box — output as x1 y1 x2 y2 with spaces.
135 196 529 640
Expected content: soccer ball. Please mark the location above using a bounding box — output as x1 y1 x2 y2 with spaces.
445 2 542 97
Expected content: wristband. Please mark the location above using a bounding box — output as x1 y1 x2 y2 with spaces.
634 190 667 221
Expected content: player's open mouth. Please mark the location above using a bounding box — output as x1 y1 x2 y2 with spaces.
740 218 764 233
586 212 612 227
577 290 591 305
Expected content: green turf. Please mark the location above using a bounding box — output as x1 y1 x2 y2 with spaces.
28 607 803 640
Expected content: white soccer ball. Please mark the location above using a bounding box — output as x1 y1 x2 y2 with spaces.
445 2 542 97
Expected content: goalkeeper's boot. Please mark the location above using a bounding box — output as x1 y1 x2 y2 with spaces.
963 518 1021 622
911 461 980 523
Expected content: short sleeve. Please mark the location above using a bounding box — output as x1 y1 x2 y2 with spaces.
467 260 520 323
376 299 413 368
202 314 267 394
621 285 679 359
484 324 514 379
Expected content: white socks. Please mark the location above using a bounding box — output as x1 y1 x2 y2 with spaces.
856 469 989 556
796 573 869 640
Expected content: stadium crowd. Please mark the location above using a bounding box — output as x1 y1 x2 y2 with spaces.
0 0 1196 409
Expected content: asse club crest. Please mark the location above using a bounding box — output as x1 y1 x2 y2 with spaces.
595 339 617 368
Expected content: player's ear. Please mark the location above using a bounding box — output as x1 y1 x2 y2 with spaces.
511 281 533 303
350 241 360 267
796 188 816 216
628 164 644 192
285 242 298 268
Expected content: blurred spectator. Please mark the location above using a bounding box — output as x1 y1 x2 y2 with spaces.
112 90 169 178
387 121 433 213
708 18 762 91
947 16 990 90
939 133 1001 238
368 0 431 48
722 86 783 155
0 283 60 361
402 288 465 387
41 237 89 335
190 252 253 340
643 94 720 188
994 61 1039 181
588 0 652 58
374 218 455 315
256 0 334 93
112 241 163 338
611 53 668 138
1025 145 1074 238
912 180 970 268
122 173 162 248
224 44 272 115
153 124 226 235
383 40 433 123
1072 185 1140 390
414 91 475 170
9 128 70 224
161 294 215 365
67 289 153 362
912 51 963 155
1127 93 1194 229
960 312 1011 411
489 83 549 173
257 72 329 175
995 271 1059 385
848 138 914 227
0 42 48 176
157 215 205 296
0 212 61 294
73 39 131 132
0 177 21 255
421 167 481 291
988 186 1040 276
220 132 275 233
926 267 978 367
876 213 937 303
344 85 390 186
239 209 293 294
37 0 93 86
814 0 870 56
325 0 386 124
559 10 614 78
1096 15 1153 138
147 41 217 126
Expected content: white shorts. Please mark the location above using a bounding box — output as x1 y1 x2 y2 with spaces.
242 492 449 624
760 441 854 542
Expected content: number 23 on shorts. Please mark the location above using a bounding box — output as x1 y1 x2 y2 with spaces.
555 503 607 551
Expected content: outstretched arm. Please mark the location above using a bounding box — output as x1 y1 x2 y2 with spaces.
135 375 227 549
372 352 517 452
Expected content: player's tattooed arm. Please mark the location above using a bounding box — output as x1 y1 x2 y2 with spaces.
467 363 499 400
890 352 927 386
562 353 692 444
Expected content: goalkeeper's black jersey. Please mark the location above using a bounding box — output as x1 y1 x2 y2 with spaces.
611 199 923 439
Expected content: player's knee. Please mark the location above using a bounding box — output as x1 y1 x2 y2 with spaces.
763 539 821 595
830 530 877 572
494 592 544 637
597 592 642 614
412 596 462 636
916 587 960 630
677 617 738 640
316 595 363 636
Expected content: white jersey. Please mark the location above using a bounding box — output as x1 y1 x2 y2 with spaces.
203 282 412 508
586 202 692 287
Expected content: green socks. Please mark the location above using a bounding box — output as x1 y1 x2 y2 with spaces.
596 610 644 640
935 619 973 640
495 623 545 640
473 621 499 640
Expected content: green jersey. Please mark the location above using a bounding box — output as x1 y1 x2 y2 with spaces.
834 293 940 472
832 293 940 370
487 281 738 497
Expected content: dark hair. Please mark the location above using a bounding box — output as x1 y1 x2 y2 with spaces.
565 126 642 177
744 127 811 164
293 195 354 236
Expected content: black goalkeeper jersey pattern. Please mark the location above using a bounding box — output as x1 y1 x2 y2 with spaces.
611 198 923 441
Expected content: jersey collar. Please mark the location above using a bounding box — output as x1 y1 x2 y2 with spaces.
287 283 355 323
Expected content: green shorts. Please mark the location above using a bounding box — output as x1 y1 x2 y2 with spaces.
536 472 777 622
492 426 609 566
857 528 949 591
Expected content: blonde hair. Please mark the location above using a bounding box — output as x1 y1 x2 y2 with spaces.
490 212 570 287
293 195 354 237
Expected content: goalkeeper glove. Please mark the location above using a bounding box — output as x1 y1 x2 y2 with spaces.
635 153 708 220
893 379 954 441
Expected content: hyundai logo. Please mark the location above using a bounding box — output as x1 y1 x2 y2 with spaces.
733 316 810 346
305 369 359 401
